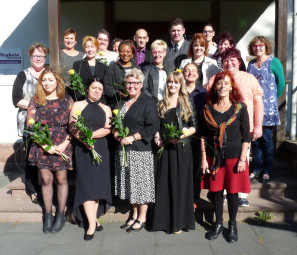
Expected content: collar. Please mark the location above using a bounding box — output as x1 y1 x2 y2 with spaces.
171 38 185 50
137 48 146 53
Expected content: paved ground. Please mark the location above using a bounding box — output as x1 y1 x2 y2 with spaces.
0 220 296 255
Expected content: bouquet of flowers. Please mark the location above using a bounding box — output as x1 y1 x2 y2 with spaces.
72 110 102 165
111 109 129 167
97 51 109 66
68 69 86 97
27 118 69 162
157 122 189 159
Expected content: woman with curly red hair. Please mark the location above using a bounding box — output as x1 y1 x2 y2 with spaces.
201 71 251 243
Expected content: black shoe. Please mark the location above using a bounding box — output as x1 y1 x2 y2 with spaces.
96 223 103 232
261 174 270 183
205 223 223 240
51 213 65 234
227 221 238 243
126 220 146 233
43 212 53 234
84 230 95 241
120 217 136 230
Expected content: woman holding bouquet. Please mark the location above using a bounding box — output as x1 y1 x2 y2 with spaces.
26 67 73 234
149 71 197 234
113 68 159 233
71 36 107 101
69 77 112 241
200 71 251 242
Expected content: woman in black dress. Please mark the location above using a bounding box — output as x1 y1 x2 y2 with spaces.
26 67 73 234
150 71 197 234
70 77 112 241
71 36 107 101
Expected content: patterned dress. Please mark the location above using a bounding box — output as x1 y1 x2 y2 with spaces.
27 95 73 171
114 103 155 204
248 56 280 126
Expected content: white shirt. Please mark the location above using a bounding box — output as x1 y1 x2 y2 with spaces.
158 70 167 100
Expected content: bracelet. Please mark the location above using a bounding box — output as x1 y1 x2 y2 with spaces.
133 134 137 141
239 158 246 162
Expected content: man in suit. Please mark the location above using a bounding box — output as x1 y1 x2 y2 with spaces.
134 29 152 67
164 18 191 72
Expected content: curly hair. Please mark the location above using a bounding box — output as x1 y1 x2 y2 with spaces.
35 67 66 106
247 36 273 56
206 71 243 106
217 31 235 47
188 33 209 57
159 71 192 122
118 39 137 61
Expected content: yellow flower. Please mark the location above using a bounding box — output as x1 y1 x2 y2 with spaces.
182 127 190 136
75 110 82 116
176 69 182 73
28 118 35 125
68 69 75 75
98 51 104 56
113 109 119 115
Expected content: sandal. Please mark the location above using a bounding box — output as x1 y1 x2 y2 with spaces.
261 174 270 183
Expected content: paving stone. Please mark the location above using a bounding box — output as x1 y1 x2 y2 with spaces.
8 222 42 232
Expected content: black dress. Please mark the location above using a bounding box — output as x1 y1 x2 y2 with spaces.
150 108 195 232
73 97 112 224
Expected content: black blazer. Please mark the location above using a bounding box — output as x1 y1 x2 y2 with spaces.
164 40 191 73
142 63 169 100
119 92 159 152
71 58 107 101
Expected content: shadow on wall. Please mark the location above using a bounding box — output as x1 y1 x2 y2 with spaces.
0 0 49 70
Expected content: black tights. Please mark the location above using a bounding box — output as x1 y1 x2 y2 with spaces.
212 191 239 223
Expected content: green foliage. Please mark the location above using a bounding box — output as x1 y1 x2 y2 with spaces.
255 211 273 224
69 71 86 97
114 82 129 96
30 121 53 151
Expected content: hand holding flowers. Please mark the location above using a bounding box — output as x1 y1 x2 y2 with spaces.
72 110 102 165
27 118 69 162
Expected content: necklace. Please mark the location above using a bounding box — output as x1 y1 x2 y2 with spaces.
217 103 230 114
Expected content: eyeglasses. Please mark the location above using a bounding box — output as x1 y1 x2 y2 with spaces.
127 82 141 86
31 55 46 60
97 38 109 42
252 44 265 49
203 30 213 34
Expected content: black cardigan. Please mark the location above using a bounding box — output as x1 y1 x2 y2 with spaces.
119 92 160 152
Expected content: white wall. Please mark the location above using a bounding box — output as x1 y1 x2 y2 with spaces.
0 0 49 143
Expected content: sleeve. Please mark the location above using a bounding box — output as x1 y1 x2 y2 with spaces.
240 103 251 143
142 65 153 97
138 98 160 143
12 71 26 107
198 107 208 138
26 97 38 128
103 64 119 97
251 74 263 103
240 57 247 72
270 57 286 99
187 101 198 130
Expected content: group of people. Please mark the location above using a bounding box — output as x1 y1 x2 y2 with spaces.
12 17 285 243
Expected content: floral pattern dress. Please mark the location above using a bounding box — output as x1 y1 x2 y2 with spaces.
27 95 73 171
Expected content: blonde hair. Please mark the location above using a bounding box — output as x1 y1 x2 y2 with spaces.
159 71 192 122
28 43 48 56
150 39 167 52
124 68 145 83
35 67 66 105
82 35 99 50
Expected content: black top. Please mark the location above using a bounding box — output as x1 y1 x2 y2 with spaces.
12 71 27 107
71 57 107 101
200 103 250 159
103 59 140 99
120 92 160 152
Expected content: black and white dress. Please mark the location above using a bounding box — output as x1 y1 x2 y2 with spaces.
114 93 159 205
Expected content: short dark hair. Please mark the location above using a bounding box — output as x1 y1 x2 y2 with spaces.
170 18 185 28
63 28 77 40
217 31 235 47
86 76 104 89
97 29 110 41
221 47 242 68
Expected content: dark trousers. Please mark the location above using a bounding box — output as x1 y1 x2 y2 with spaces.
252 126 274 176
